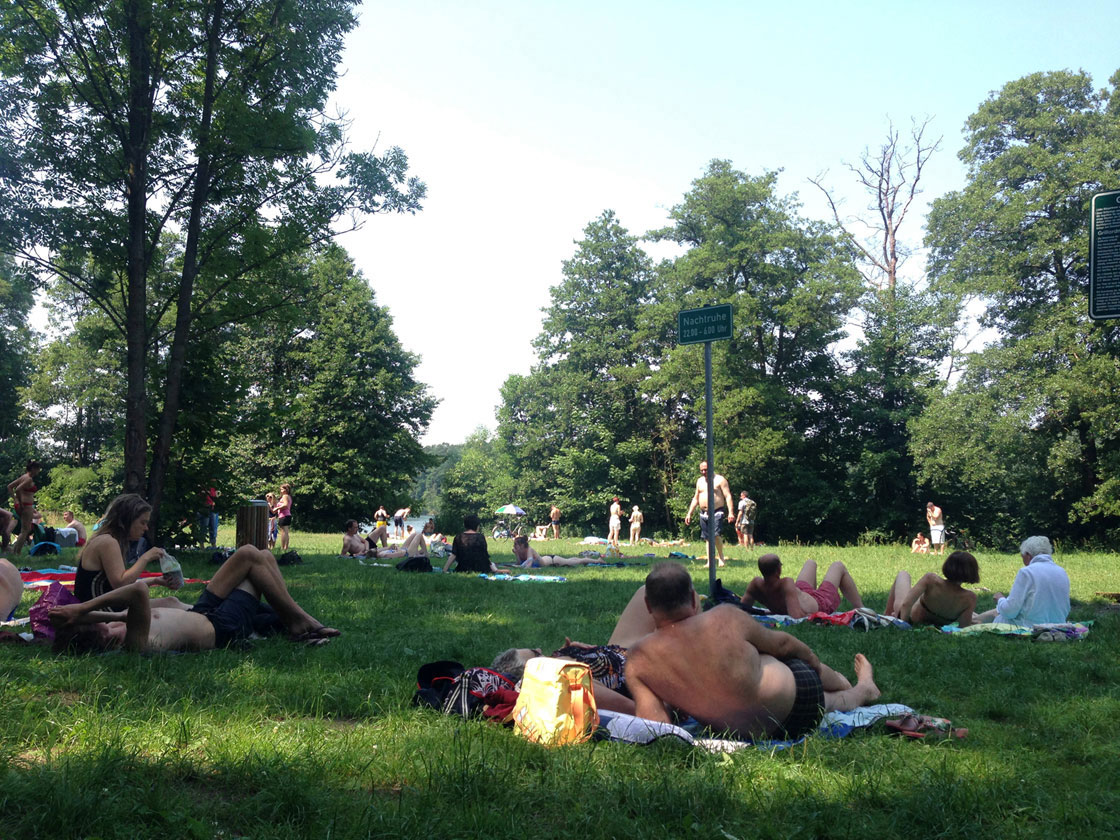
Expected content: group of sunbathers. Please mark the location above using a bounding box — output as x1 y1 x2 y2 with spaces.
487 536 1072 741
41 494 339 653
341 519 433 561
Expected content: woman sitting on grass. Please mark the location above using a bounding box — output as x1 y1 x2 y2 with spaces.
74 494 182 606
885 550 980 627
442 514 496 573
511 535 603 568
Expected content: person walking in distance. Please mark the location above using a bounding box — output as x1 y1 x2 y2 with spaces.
685 461 732 567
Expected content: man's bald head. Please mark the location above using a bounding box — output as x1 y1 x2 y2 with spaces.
644 563 696 615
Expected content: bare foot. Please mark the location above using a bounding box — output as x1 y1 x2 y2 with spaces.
853 653 881 702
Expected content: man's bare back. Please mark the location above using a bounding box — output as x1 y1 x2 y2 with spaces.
627 606 804 738
744 575 818 617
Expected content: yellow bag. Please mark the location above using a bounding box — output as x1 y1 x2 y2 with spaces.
511 656 599 746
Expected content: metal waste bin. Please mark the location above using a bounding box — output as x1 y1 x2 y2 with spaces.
236 499 270 549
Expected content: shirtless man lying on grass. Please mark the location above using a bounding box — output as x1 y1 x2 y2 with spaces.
50 545 339 652
624 563 881 740
741 554 864 618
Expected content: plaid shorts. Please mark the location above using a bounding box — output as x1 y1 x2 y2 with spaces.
777 658 824 739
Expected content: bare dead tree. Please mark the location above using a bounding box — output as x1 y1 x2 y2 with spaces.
810 117 941 292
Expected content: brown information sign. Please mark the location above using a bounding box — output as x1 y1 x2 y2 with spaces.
1091 190 1120 320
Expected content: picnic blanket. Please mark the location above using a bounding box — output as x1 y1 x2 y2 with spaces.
599 703 917 752
941 621 1090 640
751 608 910 631
20 569 206 590
476 573 567 583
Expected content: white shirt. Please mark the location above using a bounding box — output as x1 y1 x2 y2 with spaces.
995 554 1071 627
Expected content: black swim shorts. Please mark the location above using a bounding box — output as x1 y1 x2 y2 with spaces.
777 658 825 740
189 588 260 648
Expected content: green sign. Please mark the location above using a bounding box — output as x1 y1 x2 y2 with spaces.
678 304 733 345
1091 190 1120 320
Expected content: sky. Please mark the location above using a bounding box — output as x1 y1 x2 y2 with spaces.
330 0 1119 445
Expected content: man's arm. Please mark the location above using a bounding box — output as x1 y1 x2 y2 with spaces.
740 577 762 608
624 653 671 724
994 567 1031 622
49 580 152 652
685 486 700 524
735 610 821 673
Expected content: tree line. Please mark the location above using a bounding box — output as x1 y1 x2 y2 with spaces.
426 69 1120 549
1 14 1116 551
0 0 431 534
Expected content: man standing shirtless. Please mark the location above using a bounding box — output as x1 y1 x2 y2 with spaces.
684 461 732 567
625 563 881 740
926 502 945 555
49 545 339 652
741 554 864 618
549 505 561 539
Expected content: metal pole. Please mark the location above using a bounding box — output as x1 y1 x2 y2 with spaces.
705 339 716 593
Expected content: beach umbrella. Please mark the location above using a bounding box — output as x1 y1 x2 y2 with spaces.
495 504 526 516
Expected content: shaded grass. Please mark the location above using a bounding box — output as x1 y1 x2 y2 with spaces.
2 535 1119 838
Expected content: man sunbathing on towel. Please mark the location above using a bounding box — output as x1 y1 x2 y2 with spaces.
740 554 864 618
511 535 605 568
624 562 880 740
49 545 339 652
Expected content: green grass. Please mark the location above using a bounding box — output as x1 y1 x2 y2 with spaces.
3 532 1119 839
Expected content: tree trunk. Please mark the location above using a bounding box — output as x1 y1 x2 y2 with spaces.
123 0 153 495
146 0 223 536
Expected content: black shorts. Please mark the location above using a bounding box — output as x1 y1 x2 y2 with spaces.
777 658 825 739
277 515 292 527
189 588 260 648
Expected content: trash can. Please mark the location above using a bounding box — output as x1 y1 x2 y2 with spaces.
236 500 270 549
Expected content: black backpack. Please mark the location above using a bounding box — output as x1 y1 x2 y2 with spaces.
396 555 432 573
278 550 303 566
412 660 466 709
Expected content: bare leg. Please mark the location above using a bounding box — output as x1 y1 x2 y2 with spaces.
279 525 289 551
795 559 818 587
609 585 656 647
11 507 34 555
205 546 336 637
823 654 881 712
401 530 427 557
885 570 912 616
823 561 864 609
0 509 12 551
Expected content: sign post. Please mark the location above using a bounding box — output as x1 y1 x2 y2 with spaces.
678 304 733 595
1090 190 1120 320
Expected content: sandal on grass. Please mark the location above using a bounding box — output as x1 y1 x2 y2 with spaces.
289 625 340 643
884 714 968 740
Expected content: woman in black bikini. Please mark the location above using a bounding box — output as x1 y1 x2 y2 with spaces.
885 551 980 627
74 493 180 605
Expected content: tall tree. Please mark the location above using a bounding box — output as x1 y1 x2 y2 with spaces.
809 121 953 539
0 0 424 532
0 253 35 477
496 210 679 535
651 161 862 539
919 69 1120 543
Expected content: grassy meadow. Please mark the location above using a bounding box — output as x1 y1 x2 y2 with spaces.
2 530 1119 839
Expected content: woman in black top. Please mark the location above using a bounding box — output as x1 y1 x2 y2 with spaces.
443 514 496 573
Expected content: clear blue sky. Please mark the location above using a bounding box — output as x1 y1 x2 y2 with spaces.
331 0 1119 445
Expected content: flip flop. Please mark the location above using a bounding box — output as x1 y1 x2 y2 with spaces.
289 625 341 643
884 714 967 740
